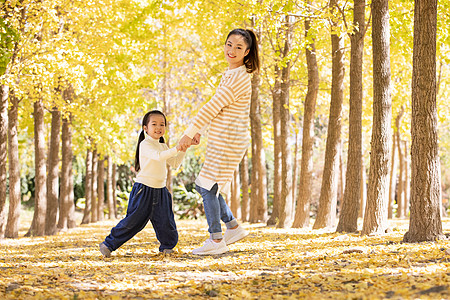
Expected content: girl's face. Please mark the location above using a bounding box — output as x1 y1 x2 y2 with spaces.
143 114 166 140
224 34 250 69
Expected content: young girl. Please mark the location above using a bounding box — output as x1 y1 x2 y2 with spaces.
99 110 186 257
178 28 260 255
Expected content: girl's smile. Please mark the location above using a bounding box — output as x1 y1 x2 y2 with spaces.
143 114 166 140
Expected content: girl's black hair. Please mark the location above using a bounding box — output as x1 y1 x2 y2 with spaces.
226 28 260 73
134 110 167 172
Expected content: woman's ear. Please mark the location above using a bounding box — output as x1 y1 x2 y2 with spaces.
245 49 250 56
142 125 147 134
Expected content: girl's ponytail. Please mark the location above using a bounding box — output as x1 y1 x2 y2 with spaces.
244 29 260 74
134 130 146 172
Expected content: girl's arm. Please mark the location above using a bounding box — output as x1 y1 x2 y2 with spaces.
167 151 186 169
140 142 179 162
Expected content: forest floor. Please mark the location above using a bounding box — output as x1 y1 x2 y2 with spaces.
0 212 449 299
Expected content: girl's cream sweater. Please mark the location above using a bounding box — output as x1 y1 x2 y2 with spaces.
135 136 185 188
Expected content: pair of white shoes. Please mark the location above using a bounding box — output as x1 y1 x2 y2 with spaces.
192 225 248 255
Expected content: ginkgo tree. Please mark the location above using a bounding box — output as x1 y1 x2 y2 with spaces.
0 2 20 238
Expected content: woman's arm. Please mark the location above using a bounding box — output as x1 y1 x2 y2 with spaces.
179 85 235 149
184 84 235 138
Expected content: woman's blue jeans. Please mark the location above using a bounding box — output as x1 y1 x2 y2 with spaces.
196 183 238 240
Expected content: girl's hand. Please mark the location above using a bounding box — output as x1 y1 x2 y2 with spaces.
176 144 187 152
192 133 201 145
178 135 192 150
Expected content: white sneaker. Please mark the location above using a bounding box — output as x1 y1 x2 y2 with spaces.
192 239 229 255
223 225 249 245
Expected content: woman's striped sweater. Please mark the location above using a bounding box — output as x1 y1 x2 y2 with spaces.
184 65 252 194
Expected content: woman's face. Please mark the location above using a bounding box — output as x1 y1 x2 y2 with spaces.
143 114 166 140
224 34 249 69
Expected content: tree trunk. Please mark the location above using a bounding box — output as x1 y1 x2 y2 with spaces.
277 16 293 228
81 148 93 224
360 161 367 219
388 133 397 219
337 144 345 214
403 140 410 217
97 158 105 221
163 69 172 195
0 84 8 238
259 152 268 220
292 126 300 205
361 0 392 235
395 107 405 218
250 64 267 223
64 119 77 228
336 0 366 232
27 100 47 237
107 156 114 219
91 149 98 222
267 65 282 226
293 12 319 228
67 161 77 229
5 92 20 238
113 163 117 218
58 117 70 230
404 0 443 242
58 87 76 230
313 3 344 229
239 151 250 222
230 169 241 219
45 107 60 235
1 4 24 238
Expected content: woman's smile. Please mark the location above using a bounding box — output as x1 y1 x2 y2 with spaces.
224 34 249 69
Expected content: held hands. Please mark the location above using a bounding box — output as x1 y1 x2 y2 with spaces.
192 133 201 145
178 135 192 152
176 144 186 152
177 134 201 152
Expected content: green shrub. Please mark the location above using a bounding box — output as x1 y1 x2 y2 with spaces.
172 184 204 219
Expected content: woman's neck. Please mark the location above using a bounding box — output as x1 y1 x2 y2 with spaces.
228 62 244 70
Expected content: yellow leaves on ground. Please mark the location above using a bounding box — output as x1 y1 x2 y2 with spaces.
0 218 449 299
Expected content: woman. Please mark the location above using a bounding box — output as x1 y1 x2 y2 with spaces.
179 28 260 255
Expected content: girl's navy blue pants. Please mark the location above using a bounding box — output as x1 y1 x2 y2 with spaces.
103 182 178 252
